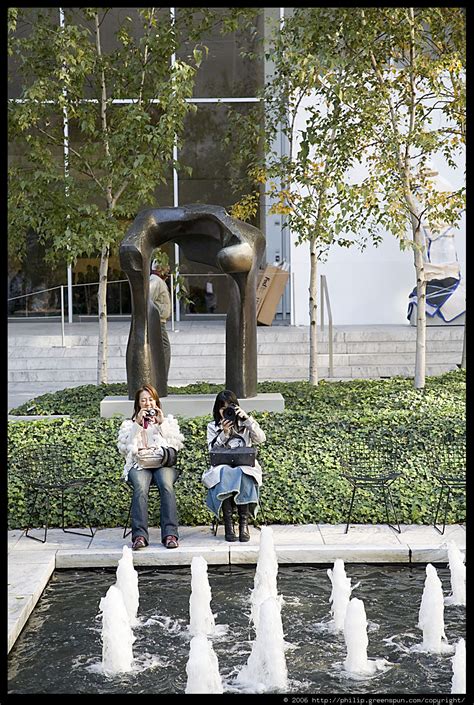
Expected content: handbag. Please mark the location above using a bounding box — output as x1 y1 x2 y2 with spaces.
209 434 256 467
136 428 178 469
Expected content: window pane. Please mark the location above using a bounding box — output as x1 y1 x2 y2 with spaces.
8 8 60 99
176 8 264 98
178 102 262 211
177 102 263 317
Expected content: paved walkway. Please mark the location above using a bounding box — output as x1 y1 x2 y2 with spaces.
8 522 465 654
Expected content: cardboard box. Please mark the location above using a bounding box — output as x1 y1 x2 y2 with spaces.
256 267 276 314
256 264 289 325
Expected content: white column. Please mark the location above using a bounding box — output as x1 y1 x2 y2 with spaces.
170 7 180 323
60 8 74 323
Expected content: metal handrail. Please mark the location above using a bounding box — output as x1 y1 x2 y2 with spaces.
320 274 334 377
7 273 225 339
7 279 129 302
8 280 130 346
9 270 293 345
8 284 64 301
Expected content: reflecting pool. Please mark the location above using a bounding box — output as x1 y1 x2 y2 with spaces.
8 564 465 694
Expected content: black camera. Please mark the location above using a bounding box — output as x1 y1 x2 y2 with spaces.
223 404 238 423
146 408 158 418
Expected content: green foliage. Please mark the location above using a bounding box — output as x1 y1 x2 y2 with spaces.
8 371 465 528
9 370 465 419
8 8 203 265
228 8 465 387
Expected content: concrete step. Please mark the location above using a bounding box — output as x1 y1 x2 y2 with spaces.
7 324 464 346
8 323 463 388
8 362 459 386
8 348 461 373
7 336 463 359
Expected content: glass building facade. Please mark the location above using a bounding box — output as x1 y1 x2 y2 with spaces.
8 8 290 321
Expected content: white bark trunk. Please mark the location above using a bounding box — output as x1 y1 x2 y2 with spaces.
309 239 318 385
413 240 426 389
97 245 109 385
406 193 427 389
460 318 466 369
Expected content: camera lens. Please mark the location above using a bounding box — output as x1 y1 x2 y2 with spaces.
147 409 157 417
223 405 236 422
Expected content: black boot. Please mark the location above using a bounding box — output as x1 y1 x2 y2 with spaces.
222 497 237 542
238 504 250 542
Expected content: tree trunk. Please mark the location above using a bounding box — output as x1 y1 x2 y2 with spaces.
460 316 466 369
97 245 109 385
407 202 427 389
309 237 318 385
413 244 426 389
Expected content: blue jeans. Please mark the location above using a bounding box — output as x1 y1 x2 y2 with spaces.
128 465 179 544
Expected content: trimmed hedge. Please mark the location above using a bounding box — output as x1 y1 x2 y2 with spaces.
7 371 465 529
8 370 465 418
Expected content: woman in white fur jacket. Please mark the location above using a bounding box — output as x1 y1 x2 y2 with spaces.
117 384 184 550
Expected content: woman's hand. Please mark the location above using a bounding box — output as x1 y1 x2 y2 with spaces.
220 419 233 436
235 405 249 422
136 407 164 426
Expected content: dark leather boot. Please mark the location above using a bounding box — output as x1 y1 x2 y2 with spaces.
238 504 250 542
222 497 237 542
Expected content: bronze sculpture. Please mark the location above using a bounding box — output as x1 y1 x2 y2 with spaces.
119 205 266 399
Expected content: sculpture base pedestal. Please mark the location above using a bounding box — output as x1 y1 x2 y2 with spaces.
100 393 285 419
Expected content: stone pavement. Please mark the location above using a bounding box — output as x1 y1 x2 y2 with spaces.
8 522 465 654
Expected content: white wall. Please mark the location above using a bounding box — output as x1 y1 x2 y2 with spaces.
290 96 466 326
291 191 465 327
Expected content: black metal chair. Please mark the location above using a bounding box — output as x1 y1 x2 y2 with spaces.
122 466 182 539
9 444 96 543
429 438 466 535
338 438 401 534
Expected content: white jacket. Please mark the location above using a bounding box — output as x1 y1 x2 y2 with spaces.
201 416 266 489
117 415 185 482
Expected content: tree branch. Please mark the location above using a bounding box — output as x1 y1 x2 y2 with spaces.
35 126 105 190
405 8 416 171
94 10 113 208
361 10 405 178
139 8 156 105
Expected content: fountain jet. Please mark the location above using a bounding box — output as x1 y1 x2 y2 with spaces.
250 526 281 630
343 598 388 676
99 585 135 675
451 638 466 694
327 559 355 631
236 596 288 692
185 633 223 694
189 556 216 637
115 545 139 626
417 563 452 653
445 541 466 606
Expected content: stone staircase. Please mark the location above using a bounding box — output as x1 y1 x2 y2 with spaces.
8 323 463 391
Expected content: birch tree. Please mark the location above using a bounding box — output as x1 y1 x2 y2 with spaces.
340 7 465 388
8 7 201 383
233 7 465 388
233 9 385 384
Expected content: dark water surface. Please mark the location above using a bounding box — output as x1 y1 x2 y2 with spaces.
8 564 465 694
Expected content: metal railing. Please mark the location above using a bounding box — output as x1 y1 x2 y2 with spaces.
8 280 130 346
7 274 228 341
320 274 334 377
8 270 297 346
8 284 70 345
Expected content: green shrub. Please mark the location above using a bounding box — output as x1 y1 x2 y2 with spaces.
9 370 465 419
7 372 466 529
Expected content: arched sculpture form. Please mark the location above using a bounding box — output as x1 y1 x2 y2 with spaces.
119 205 266 399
